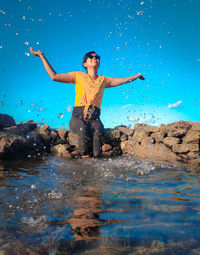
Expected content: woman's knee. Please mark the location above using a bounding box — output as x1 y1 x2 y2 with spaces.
69 117 86 134
91 120 104 135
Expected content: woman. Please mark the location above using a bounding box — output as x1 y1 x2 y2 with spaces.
30 48 145 158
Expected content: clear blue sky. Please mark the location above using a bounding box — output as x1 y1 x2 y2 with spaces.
0 0 199 129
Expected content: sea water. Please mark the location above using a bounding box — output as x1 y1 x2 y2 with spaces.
0 156 200 255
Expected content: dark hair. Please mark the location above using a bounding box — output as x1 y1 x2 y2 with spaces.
82 51 100 70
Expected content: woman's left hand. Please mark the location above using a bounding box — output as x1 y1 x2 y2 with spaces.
137 73 145 80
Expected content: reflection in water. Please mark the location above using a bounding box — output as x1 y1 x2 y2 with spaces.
48 186 123 241
0 156 200 254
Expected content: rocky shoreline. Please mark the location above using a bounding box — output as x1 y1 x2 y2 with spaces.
0 113 200 168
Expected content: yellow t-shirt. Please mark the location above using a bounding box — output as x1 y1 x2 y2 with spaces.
69 71 113 120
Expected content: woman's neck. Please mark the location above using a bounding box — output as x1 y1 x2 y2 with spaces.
87 68 98 80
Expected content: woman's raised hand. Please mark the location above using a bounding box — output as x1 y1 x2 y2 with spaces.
29 47 43 57
137 73 145 80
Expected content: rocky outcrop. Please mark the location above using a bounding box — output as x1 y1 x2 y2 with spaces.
0 114 199 167
120 121 200 166
0 114 16 130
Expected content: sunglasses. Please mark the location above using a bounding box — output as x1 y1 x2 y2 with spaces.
87 54 100 60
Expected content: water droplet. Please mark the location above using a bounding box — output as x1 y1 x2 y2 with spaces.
25 52 30 56
0 9 6 15
0 101 4 106
0 45 2 49
31 184 36 189
22 16 26 20
66 105 72 112
18 100 23 104
57 113 63 119
39 106 47 111
36 123 41 128
24 41 29 45
137 11 144 15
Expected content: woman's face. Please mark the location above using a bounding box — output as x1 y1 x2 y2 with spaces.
84 53 100 70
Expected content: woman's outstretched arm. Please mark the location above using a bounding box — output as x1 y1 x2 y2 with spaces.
109 73 145 87
29 47 75 83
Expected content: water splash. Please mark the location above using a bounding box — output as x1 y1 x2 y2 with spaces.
57 113 63 119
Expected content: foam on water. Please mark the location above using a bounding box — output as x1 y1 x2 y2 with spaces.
89 156 178 179
22 215 46 227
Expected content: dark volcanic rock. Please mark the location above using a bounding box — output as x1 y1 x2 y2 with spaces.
0 114 16 130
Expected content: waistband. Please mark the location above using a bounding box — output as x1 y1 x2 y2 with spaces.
72 106 101 120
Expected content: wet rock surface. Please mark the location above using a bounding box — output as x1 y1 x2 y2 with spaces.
0 114 199 167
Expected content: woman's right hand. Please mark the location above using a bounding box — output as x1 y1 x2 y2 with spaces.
29 47 43 57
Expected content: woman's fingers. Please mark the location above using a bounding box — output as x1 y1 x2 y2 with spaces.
138 73 145 80
29 47 34 54
29 47 41 57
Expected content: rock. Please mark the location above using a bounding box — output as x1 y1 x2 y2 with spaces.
0 126 52 159
110 129 121 139
120 139 137 155
57 128 68 140
24 130 50 153
39 124 50 135
50 144 71 159
191 122 200 131
71 150 81 157
167 121 192 130
102 150 114 157
3 122 37 136
132 123 158 144
50 130 58 140
141 137 155 146
132 129 149 143
102 146 121 157
165 121 192 138
0 132 24 158
172 143 199 154
122 142 179 163
102 128 121 148
103 128 120 142
188 158 200 168
68 132 79 147
102 144 112 152
163 137 180 148
160 124 168 133
187 152 199 159
134 123 159 133
0 114 16 130
0 114 199 166
168 128 188 138
183 130 200 144
151 131 166 143
120 134 127 142
116 125 134 136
